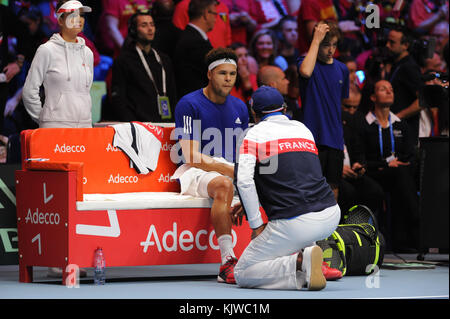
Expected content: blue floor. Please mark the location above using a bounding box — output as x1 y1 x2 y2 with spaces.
0 254 448 300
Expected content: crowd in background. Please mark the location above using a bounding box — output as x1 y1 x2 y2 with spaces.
0 0 448 251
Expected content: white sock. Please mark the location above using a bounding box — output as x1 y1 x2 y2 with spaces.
218 234 235 265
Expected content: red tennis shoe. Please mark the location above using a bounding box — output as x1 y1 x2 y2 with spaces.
217 257 238 284
322 262 343 280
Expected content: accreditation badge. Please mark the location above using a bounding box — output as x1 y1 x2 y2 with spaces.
157 95 171 119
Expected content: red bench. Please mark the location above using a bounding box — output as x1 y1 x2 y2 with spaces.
16 126 252 285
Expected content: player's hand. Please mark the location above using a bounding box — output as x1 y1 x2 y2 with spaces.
251 223 266 240
230 202 244 226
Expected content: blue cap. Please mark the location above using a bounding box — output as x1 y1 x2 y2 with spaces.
250 86 285 114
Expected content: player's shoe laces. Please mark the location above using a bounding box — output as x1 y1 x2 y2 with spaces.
217 257 238 284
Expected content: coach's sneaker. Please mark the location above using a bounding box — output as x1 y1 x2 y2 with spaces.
302 246 326 291
217 257 238 284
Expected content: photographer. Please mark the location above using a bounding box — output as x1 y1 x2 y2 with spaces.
419 70 449 136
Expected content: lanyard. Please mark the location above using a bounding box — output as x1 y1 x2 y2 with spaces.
374 113 395 158
136 46 166 96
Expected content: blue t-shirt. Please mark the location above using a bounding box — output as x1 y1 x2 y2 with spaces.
174 89 249 163
298 57 349 150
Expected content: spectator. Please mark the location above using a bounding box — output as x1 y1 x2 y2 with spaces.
222 0 258 45
229 42 258 105
298 21 349 200
361 79 419 252
110 10 177 123
35 0 62 38
97 0 152 57
23 0 94 129
257 65 289 94
172 0 232 48
408 0 449 34
296 0 338 55
3 6 46 139
339 55 362 112
386 27 423 145
173 47 249 284
285 0 301 16
173 0 215 98
358 49 391 116
284 64 301 120
339 94 385 221
421 51 445 73
1 4 31 135
277 15 300 67
430 20 450 57
250 0 289 30
248 28 288 71
151 0 182 61
256 64 303 122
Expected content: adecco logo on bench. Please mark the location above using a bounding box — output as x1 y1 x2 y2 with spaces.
108 173 139 184
54 144 86 153
140 222 237 253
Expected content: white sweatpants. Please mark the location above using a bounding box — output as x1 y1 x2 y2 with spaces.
234 204 340 290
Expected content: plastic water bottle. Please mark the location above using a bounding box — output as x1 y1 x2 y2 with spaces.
93 247 106 285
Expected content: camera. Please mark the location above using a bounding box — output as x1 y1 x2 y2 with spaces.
419 71 449 135
422 72 449 84
410 37 437 67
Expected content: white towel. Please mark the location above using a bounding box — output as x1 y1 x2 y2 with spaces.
111 122 163 174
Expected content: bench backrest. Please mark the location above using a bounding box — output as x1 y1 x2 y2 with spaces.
20 127 180 195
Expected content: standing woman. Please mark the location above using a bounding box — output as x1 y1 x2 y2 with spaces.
23 0 94 128
248 28 288 71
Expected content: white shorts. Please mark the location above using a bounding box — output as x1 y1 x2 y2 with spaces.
171 160 233 198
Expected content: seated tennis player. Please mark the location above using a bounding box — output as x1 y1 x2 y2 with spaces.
173 47 249 284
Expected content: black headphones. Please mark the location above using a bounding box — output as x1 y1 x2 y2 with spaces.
128 12 139 40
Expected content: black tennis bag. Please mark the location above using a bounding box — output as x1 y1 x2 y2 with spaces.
317 205 385 276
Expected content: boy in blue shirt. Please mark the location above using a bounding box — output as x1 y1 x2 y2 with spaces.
173 47 249 284
298 21 349 200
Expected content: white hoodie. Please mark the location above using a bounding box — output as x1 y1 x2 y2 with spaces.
23 33 94 127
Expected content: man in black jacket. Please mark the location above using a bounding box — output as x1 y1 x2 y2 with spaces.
110 10 177 123
339 105 385 220
173 0 216 98
386 28 423 145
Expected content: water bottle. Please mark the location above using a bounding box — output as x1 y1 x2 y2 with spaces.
93 247 106 285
